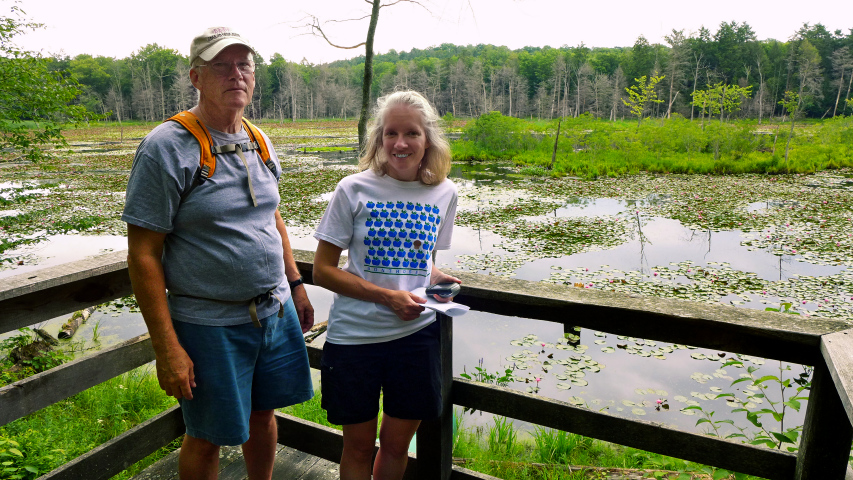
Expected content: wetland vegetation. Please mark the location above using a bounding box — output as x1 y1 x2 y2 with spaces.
2 117 852 478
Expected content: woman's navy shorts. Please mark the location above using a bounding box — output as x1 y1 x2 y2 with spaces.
320 320 441 425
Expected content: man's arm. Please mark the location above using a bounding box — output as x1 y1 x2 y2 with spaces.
274 210 314 333
127 224 196 399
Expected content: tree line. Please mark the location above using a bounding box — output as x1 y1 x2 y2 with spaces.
36 21 853 124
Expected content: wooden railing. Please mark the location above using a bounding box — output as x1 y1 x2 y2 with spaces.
2 249 852 480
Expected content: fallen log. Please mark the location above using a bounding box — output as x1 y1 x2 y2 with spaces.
58 307 95 339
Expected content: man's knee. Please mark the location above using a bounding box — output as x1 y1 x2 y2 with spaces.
182 434 220 459
248 409 275 430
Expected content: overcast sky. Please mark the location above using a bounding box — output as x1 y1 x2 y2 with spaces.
12 0 853 64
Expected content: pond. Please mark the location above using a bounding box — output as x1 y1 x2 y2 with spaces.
3 141 852 447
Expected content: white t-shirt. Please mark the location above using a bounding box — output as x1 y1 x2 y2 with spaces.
314 170 458 345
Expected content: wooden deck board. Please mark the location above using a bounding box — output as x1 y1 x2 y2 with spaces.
130 444 339 480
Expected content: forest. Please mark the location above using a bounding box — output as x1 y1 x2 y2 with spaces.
47 21 853 124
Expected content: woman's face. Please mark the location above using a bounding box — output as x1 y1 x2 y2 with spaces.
381 104 430 182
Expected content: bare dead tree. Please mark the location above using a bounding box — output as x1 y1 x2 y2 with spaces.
295 0 472 151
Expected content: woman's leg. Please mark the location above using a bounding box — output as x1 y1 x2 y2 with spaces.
373 413 421 480
341 416 379 480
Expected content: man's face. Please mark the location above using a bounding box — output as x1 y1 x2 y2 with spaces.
191 45 255 112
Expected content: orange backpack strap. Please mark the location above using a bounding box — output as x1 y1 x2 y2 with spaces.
167 111 217 179
241 118 276 175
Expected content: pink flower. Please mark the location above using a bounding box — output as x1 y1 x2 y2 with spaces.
802 301 807 304
656 399 663 405
541 343 546 347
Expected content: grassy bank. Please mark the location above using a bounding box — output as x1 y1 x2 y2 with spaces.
0 364 765 480
452 113 853 178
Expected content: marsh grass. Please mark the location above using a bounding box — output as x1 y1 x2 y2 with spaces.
0 367 177 479
452 415 768 480
453 114 853 179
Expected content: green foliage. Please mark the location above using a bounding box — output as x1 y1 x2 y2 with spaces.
459 358 515 387
0 328 69 386
687 358 810 453
0 4 91 161
458 111 538 160
451 115 853 178
487 416 519 457
692 83 753 122
622 74 665 126
0 368 177 479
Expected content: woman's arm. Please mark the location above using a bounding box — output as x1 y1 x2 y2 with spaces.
313 239 427 321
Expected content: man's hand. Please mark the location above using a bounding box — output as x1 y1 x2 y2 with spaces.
292 286 314 333
155 345 196 400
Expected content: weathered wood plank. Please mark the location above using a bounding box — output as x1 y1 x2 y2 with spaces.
127 447 179 480
295 454 340 480
306 343 323 369
821 328 853 426
0 334 155 427
275 413 347 463
449 270 848 366
795 361 853 480
39 405 184 480
0 250 132 334
452 378 796 480
450 466 504 480
4 249 845 364
417 313 454 480
270 447 323 480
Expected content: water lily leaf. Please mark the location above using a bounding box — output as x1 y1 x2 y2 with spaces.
622 399 636 406
632 408 647 416
571 379 589 386
691 353 707 360
568 396 585 406
556 383 572 390
601 347 615 353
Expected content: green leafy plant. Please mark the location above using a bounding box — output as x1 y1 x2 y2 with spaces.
459 358 515 387
688 357 809 452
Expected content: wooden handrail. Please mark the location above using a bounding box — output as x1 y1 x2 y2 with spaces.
1 250 852 480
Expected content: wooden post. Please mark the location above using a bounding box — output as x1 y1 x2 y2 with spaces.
795 361 853 479
416 313 453 480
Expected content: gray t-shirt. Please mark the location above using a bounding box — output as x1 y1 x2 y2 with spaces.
122 120 290 326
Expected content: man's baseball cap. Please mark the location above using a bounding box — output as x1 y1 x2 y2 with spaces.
189 27 257 65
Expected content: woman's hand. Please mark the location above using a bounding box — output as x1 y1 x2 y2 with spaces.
386 290 427 321
429 268 462 303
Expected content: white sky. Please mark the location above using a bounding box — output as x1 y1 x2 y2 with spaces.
12 0 853 64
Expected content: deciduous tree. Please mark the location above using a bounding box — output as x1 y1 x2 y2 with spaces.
0 4 89 161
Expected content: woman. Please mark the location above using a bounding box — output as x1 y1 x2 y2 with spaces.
313 90 460 480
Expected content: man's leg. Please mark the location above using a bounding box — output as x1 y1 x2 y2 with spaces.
179 434 220 480
341 416 379 480
242 409 278 480
373 413 420 480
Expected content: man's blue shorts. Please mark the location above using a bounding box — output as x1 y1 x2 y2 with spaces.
320 320 441 425
172 297 314 446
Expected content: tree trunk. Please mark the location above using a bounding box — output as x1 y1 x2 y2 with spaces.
357 0 381 153
832 68 844 117
549 119 561 170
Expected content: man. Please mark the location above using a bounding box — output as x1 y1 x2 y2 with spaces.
122 27 314 480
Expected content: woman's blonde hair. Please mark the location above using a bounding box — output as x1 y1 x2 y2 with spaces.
359 90 451 185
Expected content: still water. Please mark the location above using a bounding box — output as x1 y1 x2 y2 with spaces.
4 156 848 440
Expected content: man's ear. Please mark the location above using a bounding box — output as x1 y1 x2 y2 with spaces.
189 68 201 90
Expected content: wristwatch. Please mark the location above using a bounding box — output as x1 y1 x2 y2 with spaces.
288 276 304 289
